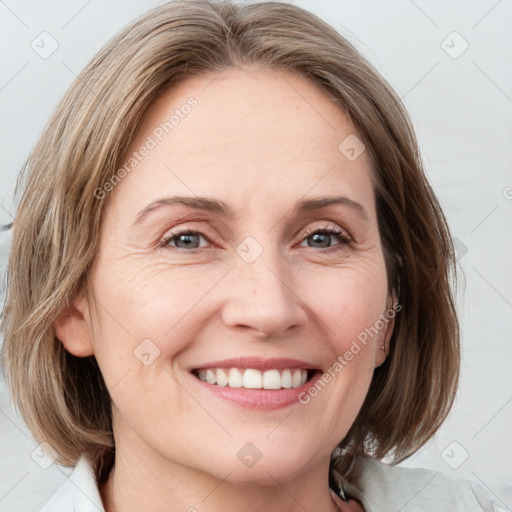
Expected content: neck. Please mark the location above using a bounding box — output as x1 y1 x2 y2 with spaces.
100 439 340 512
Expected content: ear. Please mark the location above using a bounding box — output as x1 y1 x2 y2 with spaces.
54 290 94 357
374 295 399 368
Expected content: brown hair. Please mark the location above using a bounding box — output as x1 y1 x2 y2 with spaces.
0 0 459 480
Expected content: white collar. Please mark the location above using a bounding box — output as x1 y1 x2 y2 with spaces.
40 453 502 512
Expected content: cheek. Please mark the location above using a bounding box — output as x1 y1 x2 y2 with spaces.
88 255 227 364
299 261 389 351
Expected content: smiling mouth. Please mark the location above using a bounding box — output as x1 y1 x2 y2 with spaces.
192 368 318 390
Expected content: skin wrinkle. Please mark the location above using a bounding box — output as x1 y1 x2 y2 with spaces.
57 67 393 512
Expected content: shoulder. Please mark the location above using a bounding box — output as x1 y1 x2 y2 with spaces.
336 456 509 512
39 454 105 512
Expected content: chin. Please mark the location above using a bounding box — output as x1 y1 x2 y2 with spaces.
196 437 325 485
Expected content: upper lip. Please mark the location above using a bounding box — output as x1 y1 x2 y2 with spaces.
191 357 321 371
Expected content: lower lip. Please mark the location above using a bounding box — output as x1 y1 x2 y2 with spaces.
191 371 323 410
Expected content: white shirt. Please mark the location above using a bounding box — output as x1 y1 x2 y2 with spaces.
40 453 509 511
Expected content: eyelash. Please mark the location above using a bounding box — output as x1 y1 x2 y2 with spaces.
159 223 352 254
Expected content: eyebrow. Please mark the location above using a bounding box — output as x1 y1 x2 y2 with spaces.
133 195 369 225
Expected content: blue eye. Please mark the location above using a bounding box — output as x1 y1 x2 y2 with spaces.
300 225 351 251
160 230 208 250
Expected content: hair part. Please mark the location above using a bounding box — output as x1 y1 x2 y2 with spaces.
1 0 459 481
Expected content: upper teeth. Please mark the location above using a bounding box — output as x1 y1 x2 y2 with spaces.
197 368 308 389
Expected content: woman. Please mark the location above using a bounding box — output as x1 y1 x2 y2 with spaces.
0 1 505 511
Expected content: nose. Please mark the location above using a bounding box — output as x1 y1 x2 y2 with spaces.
220 249 307 340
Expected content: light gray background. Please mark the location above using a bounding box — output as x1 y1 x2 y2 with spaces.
1 1 511 511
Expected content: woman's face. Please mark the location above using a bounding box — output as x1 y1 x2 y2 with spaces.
60 67 394 483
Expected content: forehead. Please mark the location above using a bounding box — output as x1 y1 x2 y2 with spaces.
109 67 375 220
